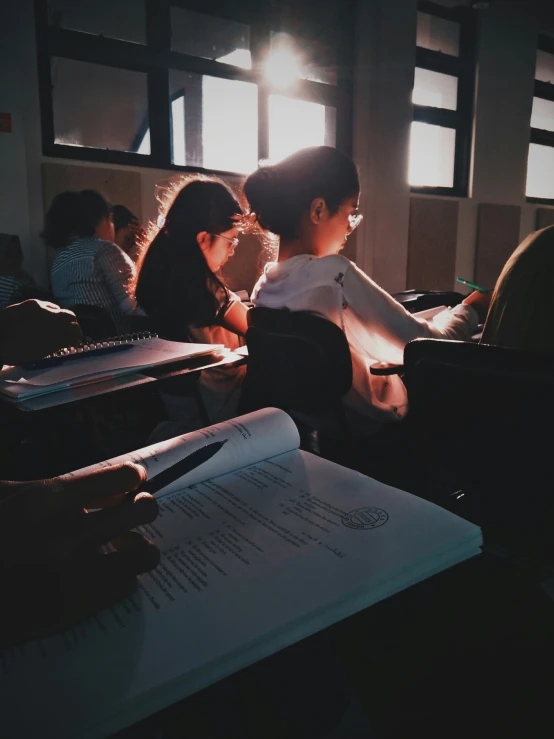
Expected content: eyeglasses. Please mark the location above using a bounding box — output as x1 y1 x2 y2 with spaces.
347 213 363 234
212 233 239 248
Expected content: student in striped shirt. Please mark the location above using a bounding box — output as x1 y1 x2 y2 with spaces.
43 190 140 332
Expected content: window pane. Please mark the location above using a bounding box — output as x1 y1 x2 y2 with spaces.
170 7 251 70
52 58 149 153
169 70 258 173
413 67 457 110
536 50 554 84
48 0 145 44
268 95 335 163
531 97 554 132
526 143 554 199
269 31 337 86
416 11 459 56
409 122 455 187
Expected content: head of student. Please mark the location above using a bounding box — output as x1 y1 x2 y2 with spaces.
135 176 242 331
112 204 141 256
243 146 361 258
41 190 114 250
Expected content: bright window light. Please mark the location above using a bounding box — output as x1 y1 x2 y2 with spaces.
409 121 456 187
526 143 554 199
136 129 150 155
265 50 301 89
171 95 185 165
531 97 554 133
217 49 252 69
202 76 258 173
268 95 326 163
413 68 457 110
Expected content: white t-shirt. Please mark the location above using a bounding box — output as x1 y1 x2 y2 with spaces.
251 254 478 433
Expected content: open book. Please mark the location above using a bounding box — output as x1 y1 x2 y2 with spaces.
0 335 224 401
1 408 482 739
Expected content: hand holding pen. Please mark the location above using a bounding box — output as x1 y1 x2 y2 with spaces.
458 277 493 323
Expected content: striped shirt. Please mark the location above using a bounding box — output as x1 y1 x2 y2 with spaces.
51 236 139 332
0 274 33 310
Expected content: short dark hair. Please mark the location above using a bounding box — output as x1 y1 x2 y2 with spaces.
243 146 360 240
41 190 111 249
112 204 139 232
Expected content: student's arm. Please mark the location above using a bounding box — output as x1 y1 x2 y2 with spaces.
343 262 479 363
96 242 140 316
221 299 249 336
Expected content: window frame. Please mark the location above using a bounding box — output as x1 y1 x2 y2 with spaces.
526 34 554 204
411 0 476 197
34 0 355 177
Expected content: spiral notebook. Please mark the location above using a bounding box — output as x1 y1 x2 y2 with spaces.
0 333 224 401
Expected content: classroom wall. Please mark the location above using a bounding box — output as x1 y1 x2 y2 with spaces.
1 0 554 294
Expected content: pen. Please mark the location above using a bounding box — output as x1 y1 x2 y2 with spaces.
456 277 492 293
22 343 135 371
142 439 228 494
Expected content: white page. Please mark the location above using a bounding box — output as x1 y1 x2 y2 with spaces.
0 448 481 739
68 407 301 495
0 338 223 394
412 305 447 321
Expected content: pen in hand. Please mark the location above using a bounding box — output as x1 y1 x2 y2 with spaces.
456 277 492 294
142 440 228 494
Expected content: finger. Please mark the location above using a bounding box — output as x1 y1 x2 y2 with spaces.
47 462 147 512
64 493 158 556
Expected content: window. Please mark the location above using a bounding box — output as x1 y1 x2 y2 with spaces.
409 1 476 196
526 36 554 201
35 0 354 175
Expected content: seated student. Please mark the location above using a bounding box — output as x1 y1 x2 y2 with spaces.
112 204 145 263
243 146 490 437
481 224 554 352
135 176 249 437
0 233 38 310
43 190 141 332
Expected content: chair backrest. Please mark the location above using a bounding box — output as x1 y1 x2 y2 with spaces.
393 290 464 313
240 307 352 418
401 338 554 556
69 304 117 341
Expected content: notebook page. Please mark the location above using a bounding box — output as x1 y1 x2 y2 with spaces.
0 338 223 388
0 448 482 739
67 407 301 496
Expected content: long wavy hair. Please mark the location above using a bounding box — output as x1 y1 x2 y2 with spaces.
135 176 242 338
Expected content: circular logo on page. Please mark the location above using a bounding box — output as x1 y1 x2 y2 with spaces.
342 507 389 530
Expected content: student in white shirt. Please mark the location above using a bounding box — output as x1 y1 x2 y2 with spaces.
135 176 249 437
243 146 490 436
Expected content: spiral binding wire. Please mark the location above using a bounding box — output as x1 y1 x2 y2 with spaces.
45 331 159 359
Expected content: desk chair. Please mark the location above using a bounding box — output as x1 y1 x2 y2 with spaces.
69 303 117 341
239 307 353 450
371 338 554 562
393 289 464 313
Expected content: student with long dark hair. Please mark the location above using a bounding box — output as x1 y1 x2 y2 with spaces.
43 190 139 332
136 176 248 435
243 146 490 436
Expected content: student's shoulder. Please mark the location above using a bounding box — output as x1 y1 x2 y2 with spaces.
309 254 353 279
